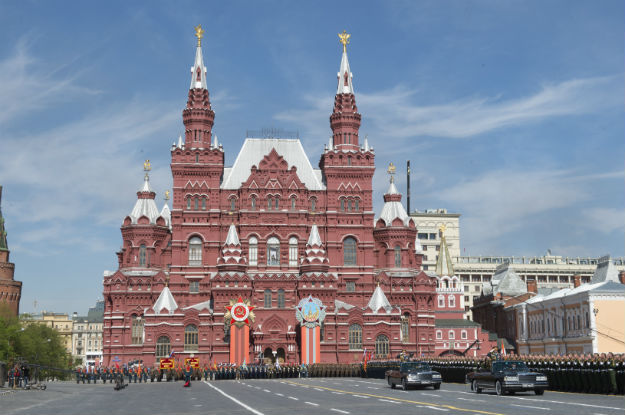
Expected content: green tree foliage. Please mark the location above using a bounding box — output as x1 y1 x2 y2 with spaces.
0 305 72 378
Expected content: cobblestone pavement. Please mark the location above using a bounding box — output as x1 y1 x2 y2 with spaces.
2 378 624 415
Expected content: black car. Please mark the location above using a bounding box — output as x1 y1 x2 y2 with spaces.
466 360 548 396
385 362 442 390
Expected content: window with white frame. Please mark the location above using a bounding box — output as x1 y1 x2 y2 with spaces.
448 295 455 308
248 237 258 266
438 295 445 308
289 237 298 267
188 237 203 266
448 330 455 339
267 237 280 266
436 330 442 340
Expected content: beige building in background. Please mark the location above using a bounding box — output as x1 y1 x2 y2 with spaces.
27 312 74 353
408 208 625 320
509 257 625 355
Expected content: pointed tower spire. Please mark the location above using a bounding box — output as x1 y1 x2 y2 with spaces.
330 30 361 151
177 135 183 149
300 224 329 272
217 224 247 270
363 135 370 152
128 161 160 224
160 190 171 229
367 285 392 314
0 186 8 251
435 225 454 277
183 24 215 149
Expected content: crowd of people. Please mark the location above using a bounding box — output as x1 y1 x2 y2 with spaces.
6 364 30 389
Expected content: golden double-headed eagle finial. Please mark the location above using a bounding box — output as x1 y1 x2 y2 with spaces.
338 30 351 53
194 24 205 47
164 190 170 201
387 162 396 182
143 159 151 172
439 224 447 236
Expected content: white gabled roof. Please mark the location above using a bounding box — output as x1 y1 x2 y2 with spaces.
160 202 171 229
221 139 325 190
591 256 620 284
367 285 392 314
225 224 240 246
377 181 412 226
152 286 178 314
128 175 160 225
184 299 212 312
307 224 322 247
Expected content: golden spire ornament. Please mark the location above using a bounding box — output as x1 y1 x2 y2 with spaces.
338 30 351 53
143 159 151 172
439 224 447 236
164 190 170 201
194 24 205 47
387 162 396 183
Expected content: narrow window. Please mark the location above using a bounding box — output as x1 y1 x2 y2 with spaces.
355 199 359 211
264 289 272 308
201 197 206 210
348 199 353 211
290 196 296 210
394 245 401 267
230 198 235 211
310 198 316 212
139 244 147 267
277 289 285 308
267 237 280 266
375 335 389 358
248 237 258 266
274 197 279 210
195 153 199 163
251 196 256 211
340 199 345 211
267 197 272 210
401 315 409 343
188 237 203 266
289 237 298 267
131 315 143 345
187 197 191 210
343 237 357 265
155 336 171 358
184 325 198 351
348 324 362 349
194 197 199 210
189 280 199 293
346 281 355 292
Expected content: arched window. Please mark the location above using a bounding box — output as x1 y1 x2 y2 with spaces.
310 198 316 212
448 295 455 308
290 195 296 210
340 198 345 211
375 334 389 358
139 244 147 267
343 237 357 266
230 198 236 211
248 237 258 266
264 289 272 308
131 315 143 345
401 314 409 343
461 330 467 339
448 330 455 340
201 197 206 210
184 324 198 351
188 237 202 266
267 237 280 266
251 196 256 211
155 336 171 358
267 196 273 210
274 197 279 210
194 197 199 210
187 197 191 210
438 295 445 308
348 199 353 211
394 245 401 267
289 237 298 267
348 324 362 350
436 330 442 340
277 289 285 308
355 199 359 211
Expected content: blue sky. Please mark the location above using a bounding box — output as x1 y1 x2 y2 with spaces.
0 1 623 315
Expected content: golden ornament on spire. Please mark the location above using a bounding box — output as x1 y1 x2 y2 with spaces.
338 30 351 53
194 24 205 47
439 224 447 236
387 162 396 182
143 159 151 172
164 190 170 201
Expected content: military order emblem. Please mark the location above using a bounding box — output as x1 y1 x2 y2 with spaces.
225 297 255 327
296 295 326 328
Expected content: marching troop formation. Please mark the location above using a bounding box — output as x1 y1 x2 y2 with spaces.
61 353 625 395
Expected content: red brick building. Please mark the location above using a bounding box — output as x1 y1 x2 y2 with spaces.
102 30 438 366
0 186 22 316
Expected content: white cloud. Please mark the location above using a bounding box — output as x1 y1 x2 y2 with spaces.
275 76 623 144
582 208 625 234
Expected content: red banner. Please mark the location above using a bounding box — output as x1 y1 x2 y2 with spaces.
160 358 174 369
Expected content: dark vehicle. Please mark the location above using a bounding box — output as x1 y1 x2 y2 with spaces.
385 361 442 390
466 360 548 396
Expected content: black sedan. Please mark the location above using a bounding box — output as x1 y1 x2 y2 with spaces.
466 360 548 396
